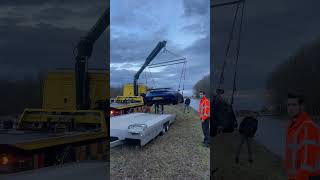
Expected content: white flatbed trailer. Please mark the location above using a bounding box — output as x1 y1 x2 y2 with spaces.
110 113 176 147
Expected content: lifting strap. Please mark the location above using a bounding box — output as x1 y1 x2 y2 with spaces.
218 2 241 89
217 0 246 105
231 1 245 105
147 47 187 92
178 61 187 95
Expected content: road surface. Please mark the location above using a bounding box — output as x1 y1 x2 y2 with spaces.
0 161 109 180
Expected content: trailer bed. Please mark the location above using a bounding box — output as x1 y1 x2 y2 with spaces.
110 113 175 146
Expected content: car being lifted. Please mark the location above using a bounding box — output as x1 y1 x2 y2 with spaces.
145 88 184 106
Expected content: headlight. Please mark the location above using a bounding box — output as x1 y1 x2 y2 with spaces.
128 124 147 134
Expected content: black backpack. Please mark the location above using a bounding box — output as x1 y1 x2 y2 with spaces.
212 99 238 136
185 98 190 105
239 116 258 137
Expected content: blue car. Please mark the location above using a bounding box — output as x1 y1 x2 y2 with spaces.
145 88 184 106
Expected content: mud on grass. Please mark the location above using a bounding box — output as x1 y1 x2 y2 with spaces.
110 105 210 180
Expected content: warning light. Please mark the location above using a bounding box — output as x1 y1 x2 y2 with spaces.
1 154 9 165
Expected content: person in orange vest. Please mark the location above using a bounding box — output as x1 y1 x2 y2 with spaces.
285 92 320 180
199 91 210 147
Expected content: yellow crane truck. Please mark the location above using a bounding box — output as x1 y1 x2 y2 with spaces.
110 41 167 116
110 84 147 116
0 5 109 174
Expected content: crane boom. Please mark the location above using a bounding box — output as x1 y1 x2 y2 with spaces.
133 41 167 96
75 8 110 110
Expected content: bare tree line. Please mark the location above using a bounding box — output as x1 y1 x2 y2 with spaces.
193 74 210 98
266 37 320 115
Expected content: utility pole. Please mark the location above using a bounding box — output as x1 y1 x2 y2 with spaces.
210 1 245 179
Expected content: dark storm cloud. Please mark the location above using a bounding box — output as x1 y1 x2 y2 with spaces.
0 0 105 6
182 35 210 56
0 22 107 71
0 16 25 25
212 0 320 92
32 7 75 21
0 1 108 79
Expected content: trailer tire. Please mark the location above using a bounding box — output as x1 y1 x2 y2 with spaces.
165 122 169 132
160 122 169 136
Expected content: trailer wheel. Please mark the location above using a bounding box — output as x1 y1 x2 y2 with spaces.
165 122 169 132
159 122 168 136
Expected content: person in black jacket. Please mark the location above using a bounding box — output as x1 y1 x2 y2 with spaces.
235 111 258 164
184 97 191 113
212 94 238 137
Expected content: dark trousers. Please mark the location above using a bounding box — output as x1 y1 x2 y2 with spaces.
184 104 190 113
202 119 210 144
236 134 253 160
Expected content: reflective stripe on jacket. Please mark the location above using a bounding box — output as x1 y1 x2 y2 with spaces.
199 97 210 121
285 112 320 180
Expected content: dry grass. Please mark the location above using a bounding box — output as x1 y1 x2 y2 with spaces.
110 105 287 180
110 104 210 180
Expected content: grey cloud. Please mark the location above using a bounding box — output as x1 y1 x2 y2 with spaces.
182 35 210 56
182 23 207 35
183 0 209 17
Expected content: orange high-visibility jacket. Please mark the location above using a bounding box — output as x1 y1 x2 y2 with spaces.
199 97 210 121
285 112 320 180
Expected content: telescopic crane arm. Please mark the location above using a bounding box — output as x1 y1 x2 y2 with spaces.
75 8 109 110
133 41 167 96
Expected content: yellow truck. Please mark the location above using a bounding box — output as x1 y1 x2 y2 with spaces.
0 70 108 174
0 4 109 174
110 41 167 116
110 84 147 116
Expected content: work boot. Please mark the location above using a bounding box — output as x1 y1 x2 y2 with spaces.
202 141 209 147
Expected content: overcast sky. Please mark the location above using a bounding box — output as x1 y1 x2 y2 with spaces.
1 1 319 108
110 0 210 96
211 0 320 110
0 0 108 80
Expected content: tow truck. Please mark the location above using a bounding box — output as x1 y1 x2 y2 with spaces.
110 84 147 117
0 4 109 174
110 41 167 116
